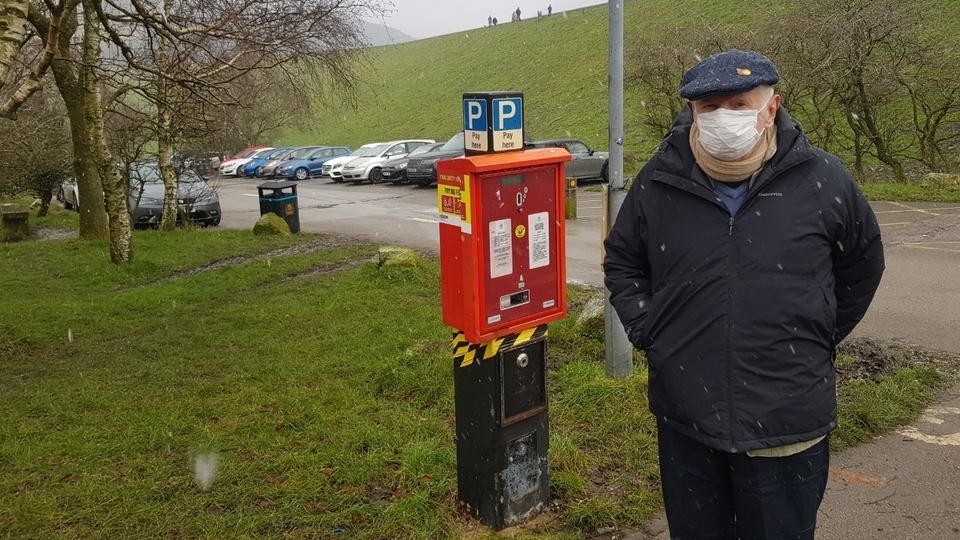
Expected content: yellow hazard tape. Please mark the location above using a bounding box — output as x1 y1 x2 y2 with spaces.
453 325 548 368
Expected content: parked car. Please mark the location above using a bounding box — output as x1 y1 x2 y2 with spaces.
341 139 435 184
276 146 352 180
530 138 609 182
257 146 321 178
382 142 442 184
321 143 382 183
128 162 222 228
407 132 466 187
241 146 294 177
56 179 79 210
219 147 271 176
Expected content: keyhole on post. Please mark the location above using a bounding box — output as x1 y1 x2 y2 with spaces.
516 353 529 368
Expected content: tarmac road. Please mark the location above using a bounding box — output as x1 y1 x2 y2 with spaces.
216 178 960 539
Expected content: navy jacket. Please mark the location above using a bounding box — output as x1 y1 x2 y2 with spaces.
603 106 885 452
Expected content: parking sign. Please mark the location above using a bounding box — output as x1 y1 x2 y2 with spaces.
462 92 525 155
463 98 489 152
491 97 523 151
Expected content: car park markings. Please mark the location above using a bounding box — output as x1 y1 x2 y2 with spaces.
875 201 960 216
897 407 960 446
408 217 439 224
899 242 960 254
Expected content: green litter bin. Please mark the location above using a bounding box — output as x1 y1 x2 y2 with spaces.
257 180 300 233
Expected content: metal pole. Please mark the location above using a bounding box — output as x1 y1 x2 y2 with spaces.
605 0 632 377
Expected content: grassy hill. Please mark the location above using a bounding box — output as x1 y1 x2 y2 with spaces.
281 0 960 179
283 2 632 168
278 0 771 171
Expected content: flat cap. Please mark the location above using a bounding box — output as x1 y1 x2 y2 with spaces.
679 49 780 101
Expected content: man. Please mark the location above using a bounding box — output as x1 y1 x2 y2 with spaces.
604 49 885 539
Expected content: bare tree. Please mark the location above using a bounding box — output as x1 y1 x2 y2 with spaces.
81 0 133 262
27 1 113 240
94 0 381 230
0 92 72 216
0 0 63 118
761 0 955 182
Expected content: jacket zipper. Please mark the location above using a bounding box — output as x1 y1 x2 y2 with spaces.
726 214 736 450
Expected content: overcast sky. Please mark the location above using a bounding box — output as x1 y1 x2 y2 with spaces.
375 0 606 40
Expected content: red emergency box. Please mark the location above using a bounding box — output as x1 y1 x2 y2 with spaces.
438 148 571 343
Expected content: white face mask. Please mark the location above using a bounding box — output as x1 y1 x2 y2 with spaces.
696 107 763 161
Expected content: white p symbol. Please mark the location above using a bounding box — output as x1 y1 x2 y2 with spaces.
498 101 516 129
467 102 483 130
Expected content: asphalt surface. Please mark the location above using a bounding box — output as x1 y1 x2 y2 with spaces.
216 179 960 539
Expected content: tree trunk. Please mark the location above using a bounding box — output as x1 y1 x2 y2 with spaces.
156 31 179 231
157 104 180 231
81 0 132 263
36 187 52 217
0 0 30 90
48 6 109 239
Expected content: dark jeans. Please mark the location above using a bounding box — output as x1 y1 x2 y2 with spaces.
657 420 830 540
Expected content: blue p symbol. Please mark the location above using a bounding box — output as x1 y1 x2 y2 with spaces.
463 100 487 131
492 98 522 131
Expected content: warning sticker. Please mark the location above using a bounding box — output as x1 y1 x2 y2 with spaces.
437 173 471 233
489 218 513 278
528 212 549 269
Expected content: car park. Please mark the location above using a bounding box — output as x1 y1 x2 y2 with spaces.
321 143 381 183
406 132 466 187
257 146 320 178
276 146 352 180
219 147 272 176
341 139 435 184
530 138 609 182
382 142 442 184
241 146 294 177
128 162 222 228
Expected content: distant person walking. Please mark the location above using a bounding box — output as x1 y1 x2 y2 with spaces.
548 4 552 15
487 15 492 26
516 7 522 21
492 16 498 25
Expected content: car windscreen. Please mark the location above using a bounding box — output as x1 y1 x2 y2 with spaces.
289 147 318 159
408 143 440 157
130 166 204 184
267 148 292 159
349 145 376 156
440 133 465 151
359 144 390 157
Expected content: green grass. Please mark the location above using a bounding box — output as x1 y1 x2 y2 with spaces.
860 180 960 203
0 218 952 538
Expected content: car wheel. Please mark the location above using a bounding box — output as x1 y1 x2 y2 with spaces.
256 166 264 176
601 162 609 183
212 218 221 226
294 168 309 180
64 199 74 210
370 168 383 184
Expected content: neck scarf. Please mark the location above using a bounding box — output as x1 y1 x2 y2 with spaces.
690 122 778 183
